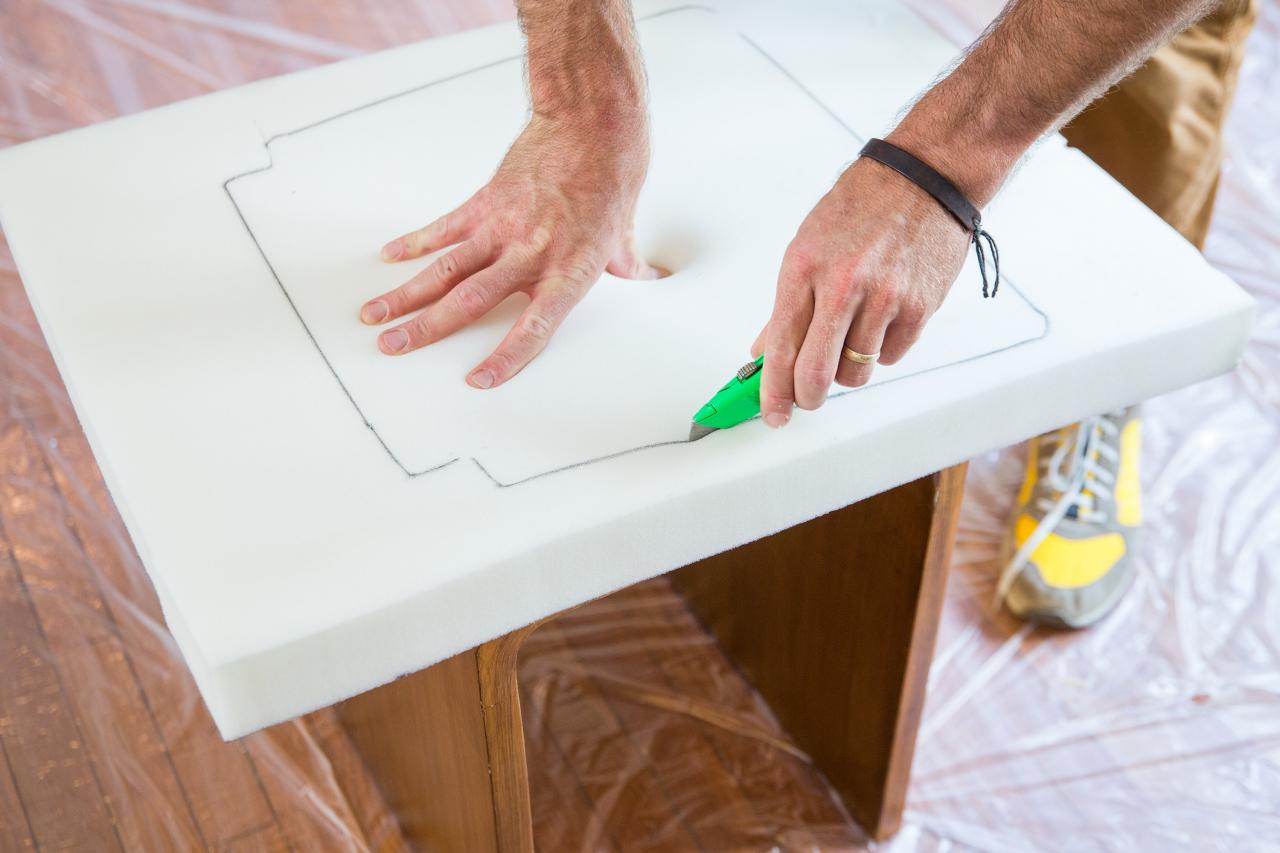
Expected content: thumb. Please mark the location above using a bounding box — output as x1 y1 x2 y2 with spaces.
605 232 666 280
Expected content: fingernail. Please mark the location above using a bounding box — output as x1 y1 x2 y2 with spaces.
381 240 403 261
361 300 389 324
468 369 495 389
764 412 790 429
381 329 409 353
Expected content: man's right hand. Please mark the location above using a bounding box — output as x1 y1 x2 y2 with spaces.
361 110 658 390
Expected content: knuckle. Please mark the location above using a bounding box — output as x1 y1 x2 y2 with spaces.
455 285 490 320
797 360 835 390
487 348 516 376
380 289 404 314
832 256 862 285
435 252 459 282
826 271 859 305
430 214 450 239
835 256 863 283
767 348 797 371
865 280 900 314
514 227 553 265
511 243 539 266
783 244 819 280
405 315 433 344
527 224 553 256
897 298 927 325
557 259 596 290
521 312 553 340
542 287 576 318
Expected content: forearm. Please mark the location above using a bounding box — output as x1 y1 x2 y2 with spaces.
517 0 647 131
888 0 1215 205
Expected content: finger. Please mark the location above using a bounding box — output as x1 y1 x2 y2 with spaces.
605 229 664 280
378 257 522 355
382 197 481 262
760 283 814 429
750 321 768 358
361 239 492 324
879 303 929 366
793 285 861 410
466 280 584 389
834 294 893 388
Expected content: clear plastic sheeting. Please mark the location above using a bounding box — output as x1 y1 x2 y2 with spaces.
1 1 1277 851
520 578 871 852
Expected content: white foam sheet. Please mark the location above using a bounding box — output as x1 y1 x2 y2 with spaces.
227 10 1046 483
0 0 1253 738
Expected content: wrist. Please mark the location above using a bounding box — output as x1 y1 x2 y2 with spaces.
883 119 1018 210
530 81 648 138
886 81 1043 208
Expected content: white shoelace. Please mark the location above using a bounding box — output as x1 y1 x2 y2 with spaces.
994 414 1122 604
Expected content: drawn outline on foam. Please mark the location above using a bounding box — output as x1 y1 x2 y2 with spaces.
222 6 1050 488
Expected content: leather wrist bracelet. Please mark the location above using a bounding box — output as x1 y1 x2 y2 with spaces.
859 137 1000 298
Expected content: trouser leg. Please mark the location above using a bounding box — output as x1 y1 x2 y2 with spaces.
1060 0 1257 249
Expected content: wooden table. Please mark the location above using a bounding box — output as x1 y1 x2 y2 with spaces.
338 465 965 848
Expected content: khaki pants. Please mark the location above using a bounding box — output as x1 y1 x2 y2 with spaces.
1062 0 1257 249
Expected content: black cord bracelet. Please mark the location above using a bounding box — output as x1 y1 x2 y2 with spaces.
859 138 1000 298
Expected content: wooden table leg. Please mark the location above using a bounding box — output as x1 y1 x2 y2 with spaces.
335 622 543 852
670 463 967 841
339 463 964 847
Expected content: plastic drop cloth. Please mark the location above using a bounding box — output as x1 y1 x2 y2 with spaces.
0 1 1277 851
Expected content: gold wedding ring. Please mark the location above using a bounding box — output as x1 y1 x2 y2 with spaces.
841 347 880 365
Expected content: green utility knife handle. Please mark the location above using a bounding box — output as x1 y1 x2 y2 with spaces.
692 354 764 431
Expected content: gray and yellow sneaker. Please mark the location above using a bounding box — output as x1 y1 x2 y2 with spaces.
996 408 1143 629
